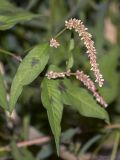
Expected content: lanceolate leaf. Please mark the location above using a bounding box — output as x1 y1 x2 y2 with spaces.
66 38 74 69
9 43 49 112
0 0 39 30
59 79 109 124
0 74 8 110
41 78 63 155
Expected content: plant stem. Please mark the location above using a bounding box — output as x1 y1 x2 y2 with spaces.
79 134 102 155
0 136 51 152
54 28 67 39
105 124 120 130
90 134 110 160
110 132 120 160
0 49 22 62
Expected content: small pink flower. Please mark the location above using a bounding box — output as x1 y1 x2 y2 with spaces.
46 71 65 79
50 38 60 48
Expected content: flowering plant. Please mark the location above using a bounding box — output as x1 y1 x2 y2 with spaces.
1 1 119 158
0 16 110 155
49 18 107 108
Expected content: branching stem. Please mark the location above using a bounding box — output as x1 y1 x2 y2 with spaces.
0 136 51 152
0 49 22 62
54 27 67 39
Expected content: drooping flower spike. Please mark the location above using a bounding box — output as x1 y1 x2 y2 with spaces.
46 70 107 108
75 70 107 107
48 18 107 108
65 18 104 87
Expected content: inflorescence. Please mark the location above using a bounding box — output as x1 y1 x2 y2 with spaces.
48 18 107 108
50 38 60 48
46 70 107 108
65 18 104 87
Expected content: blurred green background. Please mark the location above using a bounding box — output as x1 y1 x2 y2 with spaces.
0 0 120 159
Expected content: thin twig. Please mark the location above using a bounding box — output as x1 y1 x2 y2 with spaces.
90 134 110 160
79 134 102 155
105 124 120 130
0 48 22 62
54 27 67 39
0 124 120 153
0 136 51 152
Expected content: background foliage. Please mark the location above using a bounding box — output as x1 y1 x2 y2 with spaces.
0 0 120 159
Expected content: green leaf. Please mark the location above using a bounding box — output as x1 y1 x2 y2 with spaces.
66 39 74 69
61 128 77 142
59 79 109 124
9 43 49 112
11 142 23 160
99 47 119 103
11 142 35 160
20 148 35 160
36 144 53 159
0 0 39 30
41 78 63 155
66 54 74 69
95 3 106 54
0 0 14 9
0 74 8 110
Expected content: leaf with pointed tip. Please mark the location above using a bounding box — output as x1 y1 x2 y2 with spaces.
0 0 39 30
0 74 8 110
59 79 109 124
9 43 49 112
41 78 63 155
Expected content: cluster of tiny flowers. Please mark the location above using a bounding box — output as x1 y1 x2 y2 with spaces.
46 70 107 107
50 38 60 48
46 70 71 79
65 18 104 87
76 70 107 107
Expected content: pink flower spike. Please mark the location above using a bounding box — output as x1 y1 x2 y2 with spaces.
76 70 107 107
46 69 107 108
65 18 104 87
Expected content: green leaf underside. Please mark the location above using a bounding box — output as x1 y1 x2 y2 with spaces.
99 47 119 103
0 74 8 109
41 78 63 155
0 0 39 30
59 79 109 124
9 43 49 112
